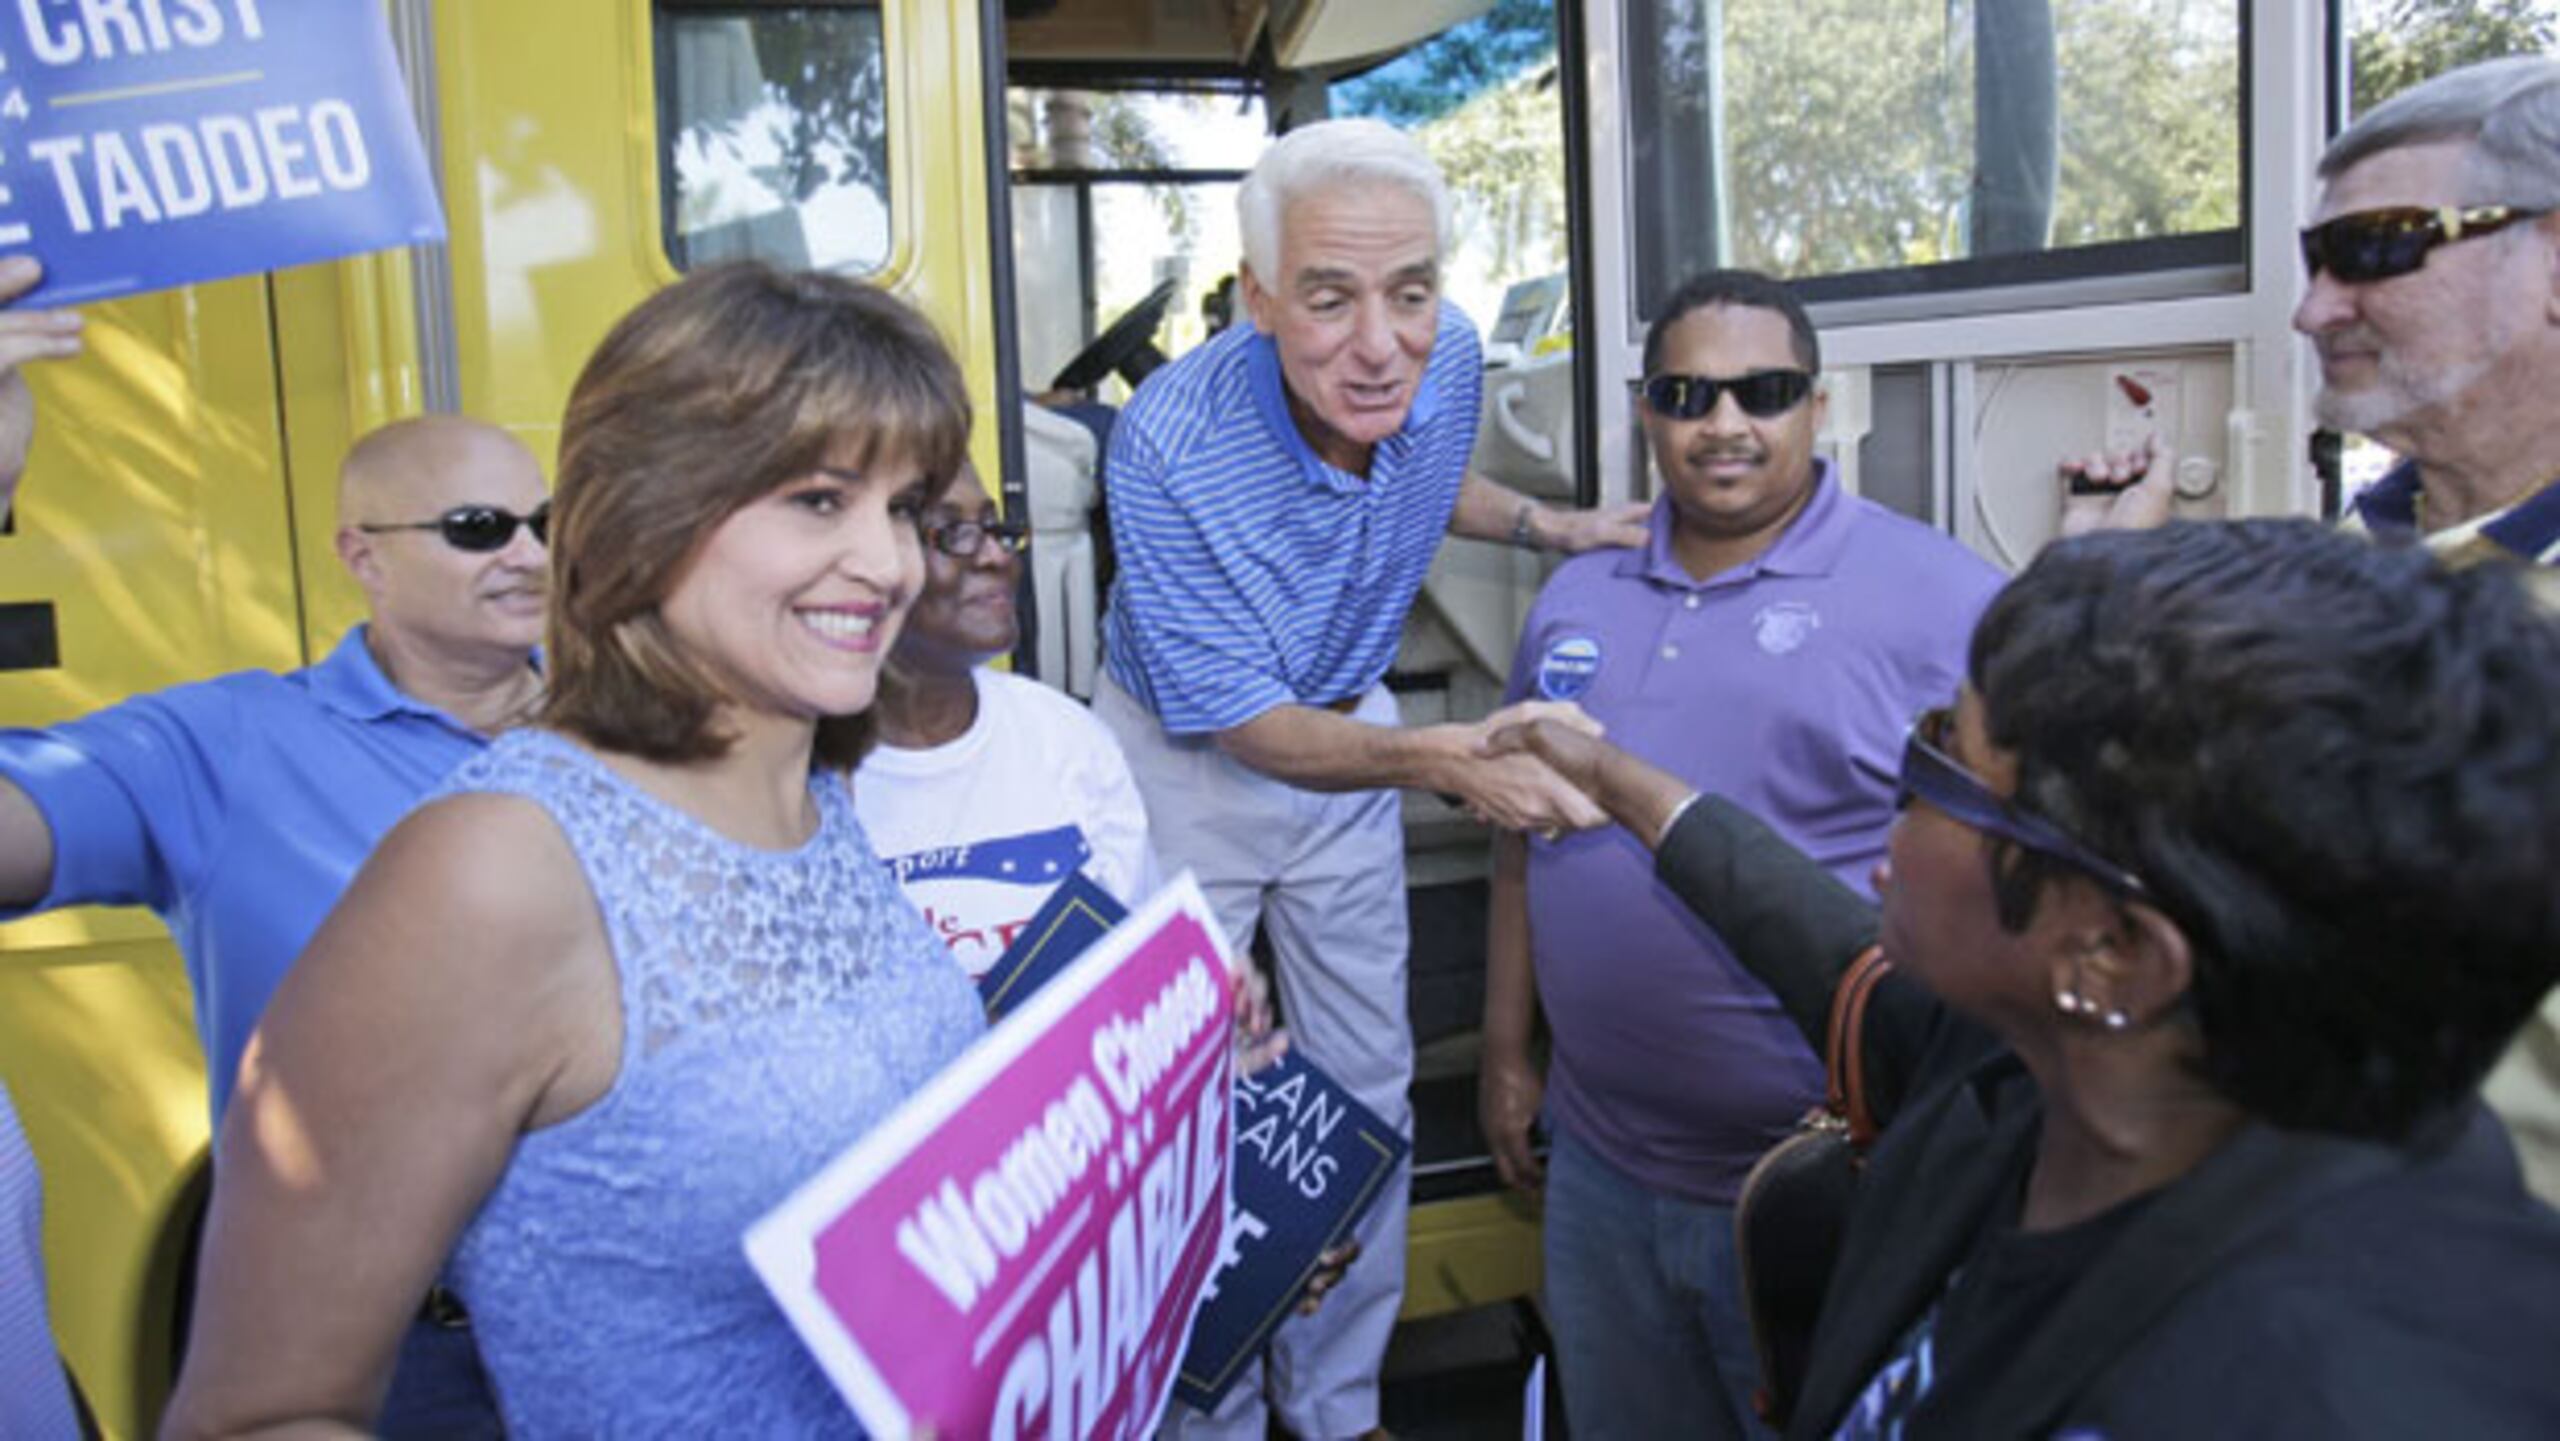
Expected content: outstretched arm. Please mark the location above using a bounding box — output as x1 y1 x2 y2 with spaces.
0 779 54 909
1485 718 1875 1042
1217 699 1610 835
1447 469 1651 555
1483 719 1958 1124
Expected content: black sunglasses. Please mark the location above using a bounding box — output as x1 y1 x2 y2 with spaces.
1630 369 1815 420
356 502 549 553
2298 204 2548 284
1897 707 2151 901
921 514 1030 559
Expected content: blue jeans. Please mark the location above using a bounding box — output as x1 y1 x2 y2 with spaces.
1542 1126 1761 1440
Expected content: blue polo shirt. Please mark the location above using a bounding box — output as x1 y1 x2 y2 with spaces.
1505 468 2003 1203
2346 459 2560 566
0 628 501 1125
1100 303 1483 734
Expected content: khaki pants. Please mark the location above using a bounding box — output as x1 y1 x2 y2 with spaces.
1097 674 1412 1441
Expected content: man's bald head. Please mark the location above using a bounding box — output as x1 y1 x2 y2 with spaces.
333 415 550 667
339 415 541 523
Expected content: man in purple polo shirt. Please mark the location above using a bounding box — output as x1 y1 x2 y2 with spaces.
1480 270 2001 1438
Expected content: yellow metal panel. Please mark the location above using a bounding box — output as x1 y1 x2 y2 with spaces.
0 942 206 1441
434 0 661 457
0 281 303 724
428 0 1002 475
271 250 429 656
1402 1191 1543 1320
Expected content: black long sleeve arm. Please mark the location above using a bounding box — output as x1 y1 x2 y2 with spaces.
1653 794 1968 1128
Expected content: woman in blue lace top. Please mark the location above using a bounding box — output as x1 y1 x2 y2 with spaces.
165 263 991 1437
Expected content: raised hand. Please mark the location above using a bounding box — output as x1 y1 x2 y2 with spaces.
2058 435 2177 538
0 258 87 517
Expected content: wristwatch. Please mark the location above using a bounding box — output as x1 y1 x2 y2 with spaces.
1510 501 1543 551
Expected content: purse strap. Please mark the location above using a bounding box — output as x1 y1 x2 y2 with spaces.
1822 946 1892 1148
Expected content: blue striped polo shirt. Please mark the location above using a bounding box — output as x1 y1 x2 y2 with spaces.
1100 303 1483 735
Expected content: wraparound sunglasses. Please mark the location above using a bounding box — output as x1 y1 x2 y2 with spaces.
2298 204 2548 284
356 502 549 553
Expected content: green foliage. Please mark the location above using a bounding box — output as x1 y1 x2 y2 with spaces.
1712 0 1974 274
1334 0 1558 128
1416 66 1571 283
2348 0 2559 115
1655 0 2239 278
1091 95 1195 246
745 11 889 204
2049 0 2240 243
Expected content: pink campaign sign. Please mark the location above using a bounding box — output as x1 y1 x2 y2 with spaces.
746 877 1236 1439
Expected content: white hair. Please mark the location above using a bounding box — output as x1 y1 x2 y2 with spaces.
2323 55 2560 211
1235 118 1452 281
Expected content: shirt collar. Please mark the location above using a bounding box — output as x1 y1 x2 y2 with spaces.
307 625 432 722
2350 459 2560 565
307 625 541 731
1245 307 1450 495
1619 458 1852 588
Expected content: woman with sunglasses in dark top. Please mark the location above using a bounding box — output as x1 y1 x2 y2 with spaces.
1488 519 2560 1439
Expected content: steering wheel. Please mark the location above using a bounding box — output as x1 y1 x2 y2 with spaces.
1049 280 1178 393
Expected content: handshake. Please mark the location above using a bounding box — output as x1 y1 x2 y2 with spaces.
1434 699 1616 839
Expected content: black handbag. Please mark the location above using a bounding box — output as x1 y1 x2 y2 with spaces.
1733 945 1891 1430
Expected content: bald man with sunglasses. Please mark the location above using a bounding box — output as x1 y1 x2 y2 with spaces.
0 262 531 1437
1481 269 2001 1440
2068 57 2560 1205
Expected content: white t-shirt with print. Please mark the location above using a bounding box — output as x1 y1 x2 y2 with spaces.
855 668 1156 978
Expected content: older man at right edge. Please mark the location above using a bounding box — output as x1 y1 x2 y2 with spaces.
2076 56 2560 1198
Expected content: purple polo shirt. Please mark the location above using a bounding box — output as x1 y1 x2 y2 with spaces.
1505 465 2002 1203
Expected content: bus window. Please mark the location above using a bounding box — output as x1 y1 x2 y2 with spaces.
1621 0 2243 318
1008 86 1260 398
654 2 891 274
2341 0 2559 120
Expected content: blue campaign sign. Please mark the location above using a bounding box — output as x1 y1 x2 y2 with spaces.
1175 1051 1407 1411
0 1 444 305
976 869 1124 1019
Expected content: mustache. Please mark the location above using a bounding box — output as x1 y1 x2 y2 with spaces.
2316 324 2382 357
1685 444 1768 466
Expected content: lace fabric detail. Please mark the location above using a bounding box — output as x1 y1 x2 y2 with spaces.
435 729 983 1438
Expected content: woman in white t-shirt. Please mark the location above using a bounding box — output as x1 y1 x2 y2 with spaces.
857 472 1158 977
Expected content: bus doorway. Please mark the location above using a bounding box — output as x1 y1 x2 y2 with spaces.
997 0 1595 1345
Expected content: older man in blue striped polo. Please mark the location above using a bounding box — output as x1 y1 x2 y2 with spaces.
1095 119 1647 1440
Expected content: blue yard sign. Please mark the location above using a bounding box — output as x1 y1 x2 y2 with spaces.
1174 1049 1408 1411
0 0 445 305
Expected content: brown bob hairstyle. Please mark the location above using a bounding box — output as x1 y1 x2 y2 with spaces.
541 261 973 771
